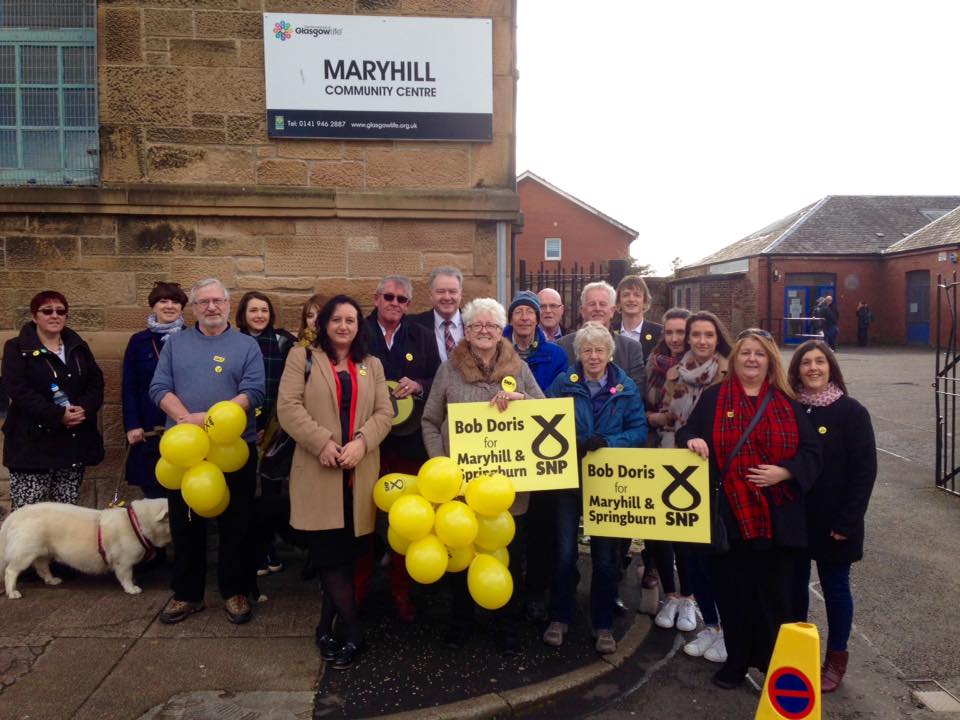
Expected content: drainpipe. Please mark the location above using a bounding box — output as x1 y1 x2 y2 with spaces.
766 256 774 340
497 221 509 306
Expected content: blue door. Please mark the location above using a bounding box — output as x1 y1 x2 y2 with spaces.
906 271 930 345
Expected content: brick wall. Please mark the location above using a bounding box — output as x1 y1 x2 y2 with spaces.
882 249 960 346
515 177 634 271
98 0 515 191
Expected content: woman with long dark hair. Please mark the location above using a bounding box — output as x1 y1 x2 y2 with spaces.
678 328 821 689
277 295 392 669
788 339 876 692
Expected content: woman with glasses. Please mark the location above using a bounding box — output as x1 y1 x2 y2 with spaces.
2 291 105 510
677 328 821 689
787 340 876 693
543 322 647 654
122 281 188 500
422 297 545 654
652 311 732 659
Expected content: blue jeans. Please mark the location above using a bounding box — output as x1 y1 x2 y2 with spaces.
590 536 622 630
547 490 582 625
795 559 853 652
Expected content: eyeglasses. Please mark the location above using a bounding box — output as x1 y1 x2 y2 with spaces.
540 303 562 310
737 328 773 341
467 322 502 333
380 292 410 305
194 298 228 307
38 307 67 316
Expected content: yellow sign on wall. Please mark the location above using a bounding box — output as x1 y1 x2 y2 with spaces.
581 448 711 542
447 397 578 491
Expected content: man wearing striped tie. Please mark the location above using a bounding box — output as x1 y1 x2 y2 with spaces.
410 266 465 362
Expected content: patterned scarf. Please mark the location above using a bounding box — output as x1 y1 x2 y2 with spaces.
252 328 288 431
646 352 681 407
713 375 799 541
468 342 502 384
797 382 844 407
667 352 721 430
146 314 185 342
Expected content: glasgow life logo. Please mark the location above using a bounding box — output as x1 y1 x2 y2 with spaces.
272 20 292 41
295 24 344 38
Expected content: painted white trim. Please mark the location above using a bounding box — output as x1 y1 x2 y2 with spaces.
544 237 562 261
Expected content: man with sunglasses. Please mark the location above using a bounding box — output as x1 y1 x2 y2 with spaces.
149 278 265 627
362 275 441 621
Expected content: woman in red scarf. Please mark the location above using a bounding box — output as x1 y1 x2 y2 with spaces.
677 328 821 690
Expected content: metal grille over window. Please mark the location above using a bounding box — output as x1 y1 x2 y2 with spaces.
0 0 98 186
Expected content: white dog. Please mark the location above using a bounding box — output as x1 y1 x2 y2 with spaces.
0 498 172 599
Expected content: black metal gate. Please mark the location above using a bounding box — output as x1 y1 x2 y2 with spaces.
935 272 960 496
516 259 628 331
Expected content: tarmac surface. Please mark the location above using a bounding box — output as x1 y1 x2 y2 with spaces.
1 346 958 719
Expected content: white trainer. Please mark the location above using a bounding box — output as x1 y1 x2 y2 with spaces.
704 633 728 663
654 596 681 628
683 626 721 657
676 597 698 632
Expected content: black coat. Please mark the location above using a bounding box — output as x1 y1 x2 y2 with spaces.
2 323 105 470
676 383 822 549
636 320 663 362
799 396 876 563
121 328 169 490
366 313 441 460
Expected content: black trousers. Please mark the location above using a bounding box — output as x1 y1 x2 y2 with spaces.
710 542 799 679
524 491 556 600
168 443 258 603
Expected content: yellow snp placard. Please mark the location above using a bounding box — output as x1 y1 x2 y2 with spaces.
581 448 711 543
447 397 578 491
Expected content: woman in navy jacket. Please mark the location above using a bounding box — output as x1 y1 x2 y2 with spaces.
544 322 647 655
121 281 188 497
788 339 876 693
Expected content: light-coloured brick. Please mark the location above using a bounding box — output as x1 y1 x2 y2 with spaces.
201 236 265 255
118 218 197 254
294 219 380 238
264 237 348 277
348 250 423 277
235 257 264 273
198 218 294 237
309 161 364 189
101 68 190 125
424 252 474 274
235 276 317 292
470 133 511 188
143 9 194 37
195 10 262 39
28 215 115 236
146 145 256 184
47 272 136 306
171 257 237 288
100 125 145 183
186 68 264 115
102 8 143 63
365 148 468 189
381 220 475 251
257 159 308 186
6 237 78 269
277 141 342 161
104 307 156 332
170 38 238 66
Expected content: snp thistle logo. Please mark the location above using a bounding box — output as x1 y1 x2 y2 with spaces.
273 20 292 41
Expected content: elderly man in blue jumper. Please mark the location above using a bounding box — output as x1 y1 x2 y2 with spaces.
150 278 265 625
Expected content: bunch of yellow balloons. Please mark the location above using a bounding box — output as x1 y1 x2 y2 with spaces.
154 400 248 518
373 456 517 610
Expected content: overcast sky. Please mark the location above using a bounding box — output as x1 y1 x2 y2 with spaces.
515 0 960 274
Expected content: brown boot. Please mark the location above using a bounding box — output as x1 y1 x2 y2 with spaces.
821 649 848 693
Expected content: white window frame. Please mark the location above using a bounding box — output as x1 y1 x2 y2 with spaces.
544 237 562 261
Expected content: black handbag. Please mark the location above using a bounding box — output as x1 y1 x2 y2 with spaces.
703 390 773 554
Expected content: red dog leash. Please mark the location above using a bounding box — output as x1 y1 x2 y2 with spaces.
97 505 157 566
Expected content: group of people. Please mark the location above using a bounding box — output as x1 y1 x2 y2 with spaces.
0 268 876 692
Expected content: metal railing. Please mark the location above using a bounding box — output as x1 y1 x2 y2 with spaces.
935 272 960 496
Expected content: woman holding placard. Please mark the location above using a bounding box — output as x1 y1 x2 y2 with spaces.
421 297 544 654
544 322 647 654
677 328 820 689
277 295 392 669
787 339 876 693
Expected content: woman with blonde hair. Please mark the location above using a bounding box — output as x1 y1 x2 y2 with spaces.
677 328 821 689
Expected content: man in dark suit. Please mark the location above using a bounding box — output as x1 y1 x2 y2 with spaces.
558 280 645 396
615 274 663 361
364 274 441 622
408 266 464 363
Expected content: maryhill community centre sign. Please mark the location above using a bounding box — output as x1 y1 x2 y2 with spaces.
262 13 493 141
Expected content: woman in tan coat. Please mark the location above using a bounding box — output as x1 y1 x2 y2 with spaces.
277 294 392 670
421 297 544 654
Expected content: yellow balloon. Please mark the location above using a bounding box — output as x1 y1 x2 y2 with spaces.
388 494 435 542
467 553 513 610
373 473 418 512
434 501 479 549
479 546 509 567
204 400 247 445
405 534 448 584
205 437 250 473
159 424 211 468
193 486 230 518
446 543 474 572
155 457 185 490
388 526 411 555
181 461 228 516
417 456 463 504
474 510 516 550
402 472 420 496
465 473 516 516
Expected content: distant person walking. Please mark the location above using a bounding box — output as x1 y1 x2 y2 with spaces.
856 302 873 347
814 296 839 350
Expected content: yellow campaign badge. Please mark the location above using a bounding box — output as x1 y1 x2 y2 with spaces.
501 375 517 393
570 373 579 383
405 352 414 362
726 411 735 418
581 448 711 543
386 380 415 428
32 350 39 356
645 333 653 341
818 426 828 435
214 365 223 374
213 355 225 363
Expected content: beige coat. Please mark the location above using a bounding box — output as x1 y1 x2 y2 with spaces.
277 347 392 534
421 339 545 516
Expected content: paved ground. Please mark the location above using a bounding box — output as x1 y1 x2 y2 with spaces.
1 347 957 719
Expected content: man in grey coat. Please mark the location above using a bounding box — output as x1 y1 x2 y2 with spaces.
558 281 645 397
